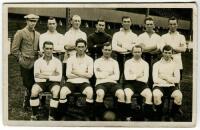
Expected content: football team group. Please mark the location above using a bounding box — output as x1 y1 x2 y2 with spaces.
11 13 186 121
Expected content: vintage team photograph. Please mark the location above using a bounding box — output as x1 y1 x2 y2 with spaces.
3 3 197 127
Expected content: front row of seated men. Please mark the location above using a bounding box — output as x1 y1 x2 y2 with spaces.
30 38 182 121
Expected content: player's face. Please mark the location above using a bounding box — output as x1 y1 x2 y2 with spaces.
145 20 154 32
122 18 132 30
102 45 112 58
169 20 178 32
76 42 86 55
26 19 38 30
71 16 81 29
96 21 105 32
44 44 54 57
163 50 172 61
133 47 142 60
48 19 57 32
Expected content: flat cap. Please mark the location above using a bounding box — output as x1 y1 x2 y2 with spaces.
24 14 39 19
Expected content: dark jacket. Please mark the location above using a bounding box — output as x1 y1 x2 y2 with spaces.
11 27 40 69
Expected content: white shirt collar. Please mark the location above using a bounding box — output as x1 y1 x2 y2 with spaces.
160 57 173 63
70 27 80 32
101 56 112 61
131 58 142 63
168 30 179 35
120 28 132 33
47 30 58 34
145 30 155 35
42 55 54 61
76 53 86 58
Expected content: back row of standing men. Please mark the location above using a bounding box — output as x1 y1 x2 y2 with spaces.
11 14 186 121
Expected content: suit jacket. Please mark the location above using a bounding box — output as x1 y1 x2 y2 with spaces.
11 27 40 69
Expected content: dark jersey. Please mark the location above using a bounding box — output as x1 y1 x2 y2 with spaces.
87 31 112 58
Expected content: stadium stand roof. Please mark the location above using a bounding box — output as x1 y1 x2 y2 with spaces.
116 8 192 21
8 8 191 30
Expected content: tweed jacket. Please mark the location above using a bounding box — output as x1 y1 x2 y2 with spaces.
11 27 40 69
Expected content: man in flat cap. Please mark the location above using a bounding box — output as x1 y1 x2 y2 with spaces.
11 14 40 111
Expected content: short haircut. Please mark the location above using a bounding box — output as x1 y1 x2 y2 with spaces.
96 19 106 24
75 38 87 47
162 45 173 52
48 17 57 22
168 16 178 23
132 45 143 52
71 15 81 21
122 16 132 22
144 16 154 24
43 41 54 48
103 42 112 49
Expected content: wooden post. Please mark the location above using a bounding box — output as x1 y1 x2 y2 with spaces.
66 8 70 31
146 8 150 17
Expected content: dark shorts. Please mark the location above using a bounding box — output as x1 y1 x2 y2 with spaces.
95 82 122 96
35 81 60 92
124 80 148 94
153 86 180 97
65 82 91 93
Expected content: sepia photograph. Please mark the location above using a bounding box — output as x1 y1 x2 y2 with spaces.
3 3 197 127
